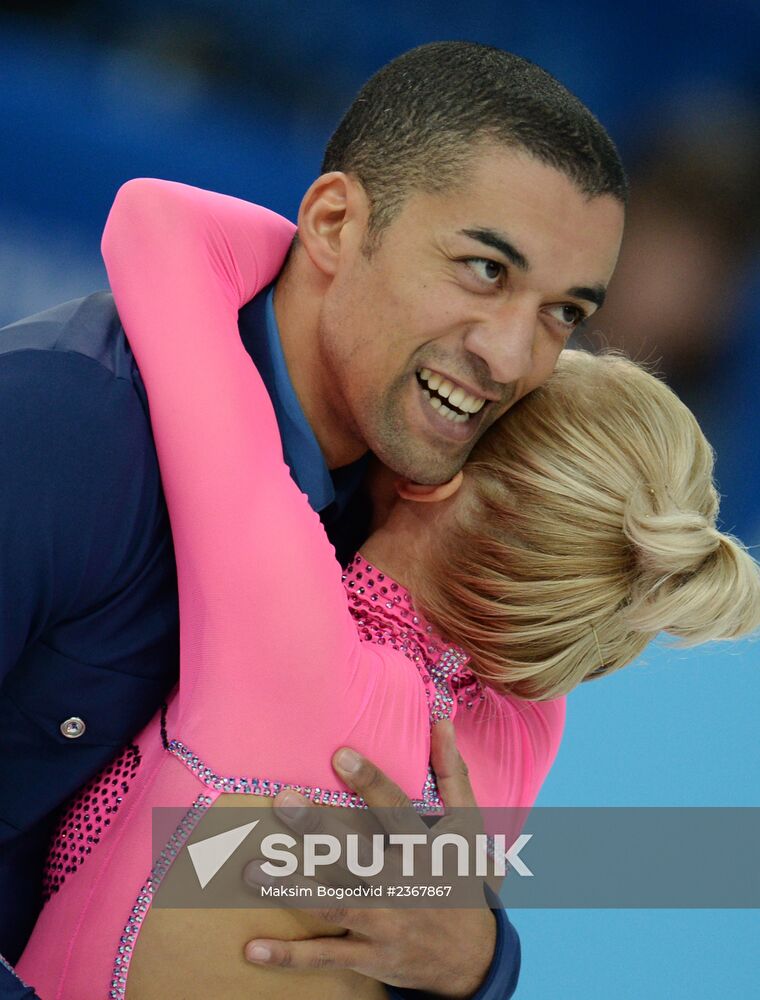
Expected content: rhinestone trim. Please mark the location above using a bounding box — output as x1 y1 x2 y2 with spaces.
166 739 444 813
109 794 212 998
43 744 141 902
107 553 480 994
342 554 477 722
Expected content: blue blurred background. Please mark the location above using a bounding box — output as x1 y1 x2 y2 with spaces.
1 2 758 996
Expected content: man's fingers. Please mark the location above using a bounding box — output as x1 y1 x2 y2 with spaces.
429 719 478 809
244 935 373 973
332 747 426 837
333 726 477 812
332 748 410 809
271 789 324 834
273 788 384 839
270 787 389 884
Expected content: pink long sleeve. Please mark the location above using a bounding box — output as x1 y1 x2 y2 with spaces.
15 182 563 1000
101 179 432 794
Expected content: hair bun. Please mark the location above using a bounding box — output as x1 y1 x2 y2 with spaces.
623 485 760 643
623 484 721 578
413 349 760 702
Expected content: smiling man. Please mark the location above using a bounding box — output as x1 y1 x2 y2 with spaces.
0 42 625 1000
278 142 623 485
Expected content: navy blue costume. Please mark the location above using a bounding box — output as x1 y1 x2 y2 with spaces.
0 289 519 999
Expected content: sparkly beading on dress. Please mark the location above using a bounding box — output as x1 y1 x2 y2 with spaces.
43 744 141 901
165 737 443 813
343 553 483 804
106 557 478 997
16 183 565 1000
342 553 481 722
108 557 481 994
109 794 212 999
47 557 478 911
166 739 369 807
161 555 481 815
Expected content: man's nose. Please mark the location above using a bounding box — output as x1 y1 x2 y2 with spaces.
463 300 538 387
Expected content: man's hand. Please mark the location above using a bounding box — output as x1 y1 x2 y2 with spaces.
243 721 497 999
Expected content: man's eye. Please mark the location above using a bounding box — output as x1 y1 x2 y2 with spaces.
546 303 588 332
466 258 504 285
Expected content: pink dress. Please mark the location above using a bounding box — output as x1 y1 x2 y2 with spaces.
16 180 565 998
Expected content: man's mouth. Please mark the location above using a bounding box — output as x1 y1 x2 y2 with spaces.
415 367 489 424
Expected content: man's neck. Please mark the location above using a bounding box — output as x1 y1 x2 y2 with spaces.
272 265 366 471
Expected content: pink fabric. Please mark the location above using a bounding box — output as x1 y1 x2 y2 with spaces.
17 180 564 998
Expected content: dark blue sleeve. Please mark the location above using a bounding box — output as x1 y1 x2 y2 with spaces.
385 887 520 1000
0 958 39 999
0 347 178 968
0 346 173 680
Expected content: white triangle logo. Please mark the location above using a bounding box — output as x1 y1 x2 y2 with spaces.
187 820 260 889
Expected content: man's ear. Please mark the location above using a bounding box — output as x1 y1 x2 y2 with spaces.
296 172 366 276
395 471 464 503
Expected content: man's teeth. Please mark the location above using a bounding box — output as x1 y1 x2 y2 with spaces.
428 396 469 422
418 367 487 419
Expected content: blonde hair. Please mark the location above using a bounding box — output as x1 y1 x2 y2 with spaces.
411 350 760 701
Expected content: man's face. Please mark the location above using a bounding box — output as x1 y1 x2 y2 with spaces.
317 146 625 483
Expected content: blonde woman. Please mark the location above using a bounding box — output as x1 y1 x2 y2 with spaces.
17 180 760 999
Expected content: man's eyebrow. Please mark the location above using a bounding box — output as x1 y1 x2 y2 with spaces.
459 228 529 271
459 229 607 308
566 284 607 309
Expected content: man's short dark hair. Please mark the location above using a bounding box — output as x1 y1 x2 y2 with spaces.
322 41 627 245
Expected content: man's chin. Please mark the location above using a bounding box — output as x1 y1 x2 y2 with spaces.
374 441 467 487
369 393 483 483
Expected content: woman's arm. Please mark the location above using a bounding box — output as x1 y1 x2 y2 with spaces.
452 690 566 808
101 180 429 784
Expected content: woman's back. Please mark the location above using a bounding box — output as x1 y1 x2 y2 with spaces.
16 180 564 998
18 557 562 998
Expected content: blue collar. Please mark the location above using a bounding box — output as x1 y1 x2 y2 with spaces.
237 285 367 515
